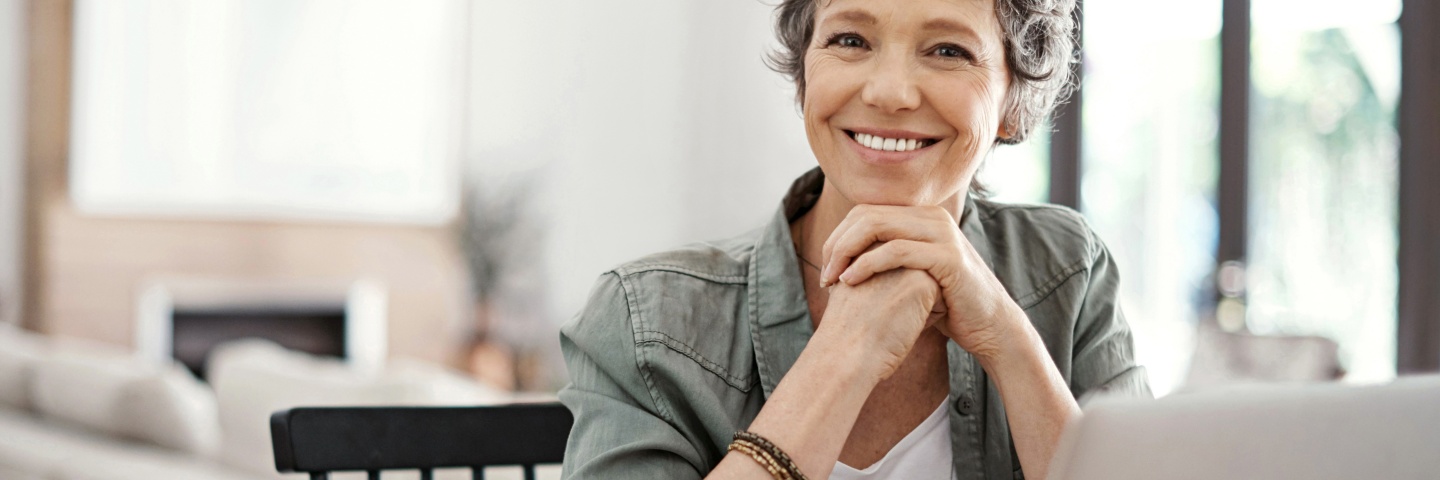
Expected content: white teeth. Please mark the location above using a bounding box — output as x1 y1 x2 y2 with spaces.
854 132 926 152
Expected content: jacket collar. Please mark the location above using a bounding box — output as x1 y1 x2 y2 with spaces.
749 167 995 398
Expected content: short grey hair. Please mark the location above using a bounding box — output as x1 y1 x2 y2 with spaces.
766 0 1078 147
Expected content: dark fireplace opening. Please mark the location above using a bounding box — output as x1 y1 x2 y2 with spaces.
171 306 346 380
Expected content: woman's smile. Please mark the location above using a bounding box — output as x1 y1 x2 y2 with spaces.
841 127 944 165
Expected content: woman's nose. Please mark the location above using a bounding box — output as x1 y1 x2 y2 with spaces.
859 52 921 113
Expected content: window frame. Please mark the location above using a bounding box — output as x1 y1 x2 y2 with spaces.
1050 0 1439 374
1397 0 1440 373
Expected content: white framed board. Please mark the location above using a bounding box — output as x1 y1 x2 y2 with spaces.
70 0 466 224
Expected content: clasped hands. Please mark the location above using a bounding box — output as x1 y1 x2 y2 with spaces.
812 205 1025 379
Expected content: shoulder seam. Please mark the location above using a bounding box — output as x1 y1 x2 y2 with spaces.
977 201 1081 222
614 264 748 284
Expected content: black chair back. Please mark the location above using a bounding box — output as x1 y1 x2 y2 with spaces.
270 403 573 480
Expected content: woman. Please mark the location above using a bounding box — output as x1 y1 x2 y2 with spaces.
559 0 1150 478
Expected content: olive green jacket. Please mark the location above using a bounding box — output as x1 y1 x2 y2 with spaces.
558 168 1151 480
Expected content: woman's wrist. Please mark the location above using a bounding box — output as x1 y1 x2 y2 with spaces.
740 322 888 479
971 301 1045 377
965 300 1080 480
806 319 893 386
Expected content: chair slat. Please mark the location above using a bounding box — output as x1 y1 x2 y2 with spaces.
271 403 573 475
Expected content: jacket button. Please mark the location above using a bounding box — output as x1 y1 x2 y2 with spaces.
955 394 976 416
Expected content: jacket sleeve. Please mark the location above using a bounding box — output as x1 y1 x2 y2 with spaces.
1069 228 1153 405
558 272 707 479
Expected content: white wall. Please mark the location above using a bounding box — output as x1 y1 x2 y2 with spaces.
681 1 816 241
467 0 814 328
0 0 24 327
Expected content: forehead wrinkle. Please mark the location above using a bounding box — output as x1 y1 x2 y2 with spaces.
817 8 878 27
817 1 998 37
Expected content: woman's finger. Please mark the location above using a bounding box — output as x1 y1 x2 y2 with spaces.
819 206 869 279
823 214 907 285
836 239 947 286
821 206 955 286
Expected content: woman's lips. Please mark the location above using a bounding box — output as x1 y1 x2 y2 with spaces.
852 131 934 152
843 129 939 163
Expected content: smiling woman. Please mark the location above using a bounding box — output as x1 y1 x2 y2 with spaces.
800 1 1012 210
557 1 1150 479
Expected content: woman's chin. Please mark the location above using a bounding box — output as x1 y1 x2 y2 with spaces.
835 183 932 207
851 194 926 207
828 176 967 209
820 160 970 208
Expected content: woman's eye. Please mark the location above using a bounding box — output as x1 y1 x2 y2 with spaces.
827 33 867 49
934 44 971 60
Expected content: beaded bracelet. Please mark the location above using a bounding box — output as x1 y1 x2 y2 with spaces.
732 431 808 480
728 439 790 480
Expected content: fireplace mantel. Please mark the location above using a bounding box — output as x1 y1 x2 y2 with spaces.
136 277 387 376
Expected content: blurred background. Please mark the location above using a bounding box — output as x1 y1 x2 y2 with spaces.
2 0 1438 477
0 2 1437 476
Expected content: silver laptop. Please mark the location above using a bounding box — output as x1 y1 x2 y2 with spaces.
1048 375 1440 480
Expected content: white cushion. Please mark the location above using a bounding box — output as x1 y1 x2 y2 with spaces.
47 443 271 480
30 338 159 436
0 405 264 480
209 339 508 476
0 408 71 478
0 465 47 480
0 327 47 411
384 357 509 405
112 362 221 456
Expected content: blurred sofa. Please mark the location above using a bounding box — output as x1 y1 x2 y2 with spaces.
0 323 508 480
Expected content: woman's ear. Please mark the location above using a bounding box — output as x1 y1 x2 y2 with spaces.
995 118 1014 143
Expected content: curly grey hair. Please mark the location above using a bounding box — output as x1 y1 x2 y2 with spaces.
766 0 1078 147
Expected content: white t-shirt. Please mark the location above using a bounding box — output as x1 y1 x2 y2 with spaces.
830 397 954 479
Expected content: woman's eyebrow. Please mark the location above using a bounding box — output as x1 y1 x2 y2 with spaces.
819 9 879 27
920 18 981 42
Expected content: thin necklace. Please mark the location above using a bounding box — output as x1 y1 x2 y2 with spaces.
792 243 823 271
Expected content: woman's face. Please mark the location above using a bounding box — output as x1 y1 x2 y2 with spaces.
803 0 1010 208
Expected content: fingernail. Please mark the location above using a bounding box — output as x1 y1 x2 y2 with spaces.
838 269 853 284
